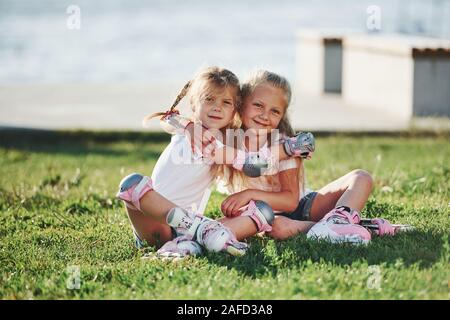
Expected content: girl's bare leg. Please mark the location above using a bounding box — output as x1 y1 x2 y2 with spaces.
219 216 258 241
125 190 178 247
309 169 373 222
126 207 173 248
220 215 315 241
267 216 315 240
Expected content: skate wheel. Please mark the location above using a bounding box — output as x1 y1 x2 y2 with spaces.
226 245 247 257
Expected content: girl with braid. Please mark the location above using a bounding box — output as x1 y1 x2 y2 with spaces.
116 66 314 259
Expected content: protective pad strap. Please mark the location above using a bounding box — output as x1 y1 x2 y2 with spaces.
241 200 273 233
349 210 361 224
371 218 395 236
117 176 153 212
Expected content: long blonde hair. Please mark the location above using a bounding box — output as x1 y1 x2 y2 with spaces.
144 66 241 124
144 66 242 177
225 70 306 197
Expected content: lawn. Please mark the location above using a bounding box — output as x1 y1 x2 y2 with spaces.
0 129 449 299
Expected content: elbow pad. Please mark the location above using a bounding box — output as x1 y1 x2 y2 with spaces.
233 150 269 177
283 131 315 159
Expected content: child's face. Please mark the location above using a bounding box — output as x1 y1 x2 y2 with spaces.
193 86 237 129
241 84 287 133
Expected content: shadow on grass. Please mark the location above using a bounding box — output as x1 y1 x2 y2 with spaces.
203 230 447 278
0 127 170 158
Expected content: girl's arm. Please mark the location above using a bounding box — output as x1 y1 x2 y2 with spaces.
221 166 300 217
161 113 314 176
158 113 192 135
201 130 314 168
250 167 300 212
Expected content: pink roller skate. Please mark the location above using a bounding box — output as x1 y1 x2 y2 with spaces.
360 218 415 236
155 235 203 260
307 207 371 245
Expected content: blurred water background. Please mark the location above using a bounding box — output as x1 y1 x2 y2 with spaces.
0 0 449 130
1 0 449 85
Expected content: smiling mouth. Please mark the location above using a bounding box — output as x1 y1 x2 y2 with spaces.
253 119 269 127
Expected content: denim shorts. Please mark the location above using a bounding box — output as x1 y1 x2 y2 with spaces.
275 191 318 221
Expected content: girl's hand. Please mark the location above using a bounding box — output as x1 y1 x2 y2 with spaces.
185 122 216 156
221 190 254 218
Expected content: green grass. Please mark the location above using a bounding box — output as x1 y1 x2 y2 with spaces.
0 130 449 299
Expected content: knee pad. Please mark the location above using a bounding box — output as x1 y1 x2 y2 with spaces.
233 151 269 178
242 200 274 232
116 173 153 212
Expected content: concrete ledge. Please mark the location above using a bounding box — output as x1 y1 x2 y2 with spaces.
343 34 450 119
296 29 359 94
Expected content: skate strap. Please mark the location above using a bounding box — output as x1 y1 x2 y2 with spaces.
241 200 272 233
327 208 361 224
131 176 153 211
187 215 205 238
371 218 395 236
349 210 361 224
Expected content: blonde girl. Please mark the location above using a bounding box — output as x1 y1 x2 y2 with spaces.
117 66 251 257
116 66 312 258
219 70 378 244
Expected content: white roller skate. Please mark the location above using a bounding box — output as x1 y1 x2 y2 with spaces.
154 235 203 260
166 207 248 256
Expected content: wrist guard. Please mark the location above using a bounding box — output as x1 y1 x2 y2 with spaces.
283 131 315 159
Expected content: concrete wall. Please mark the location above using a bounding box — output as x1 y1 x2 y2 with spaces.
296 30 347 95
324 41 342 93
413 58 450 117
297 36 324 95
343 35 450 119
297 32 450 120
342 44 414 119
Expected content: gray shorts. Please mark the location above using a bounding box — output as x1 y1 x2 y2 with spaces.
275 191 318 221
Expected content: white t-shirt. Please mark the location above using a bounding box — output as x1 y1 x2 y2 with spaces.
151 134 213 212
